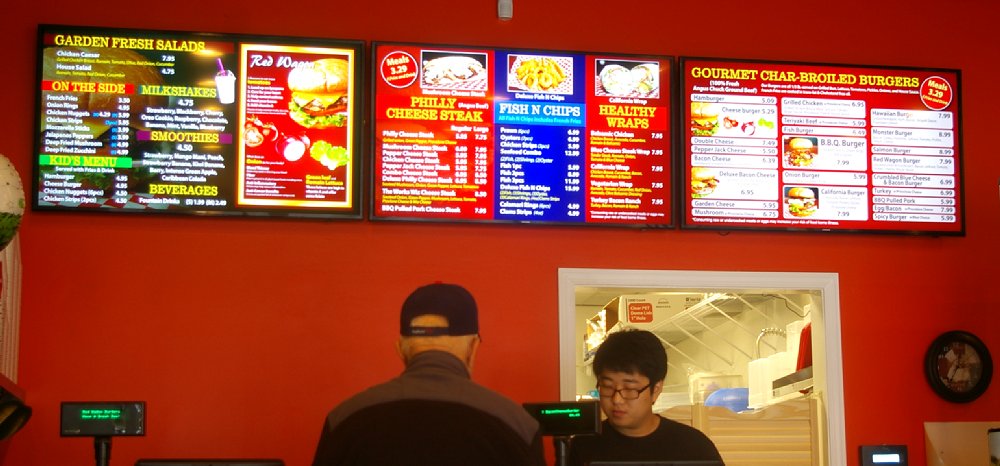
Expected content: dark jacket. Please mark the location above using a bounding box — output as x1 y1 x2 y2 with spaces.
312 350 544 466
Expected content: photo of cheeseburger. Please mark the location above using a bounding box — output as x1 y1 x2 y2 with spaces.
784 137 818 167
690 102 720 137
690 167 719 198
287 58 350 128
785 187 818 217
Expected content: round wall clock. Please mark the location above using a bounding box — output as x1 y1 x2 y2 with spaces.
924 330 994 403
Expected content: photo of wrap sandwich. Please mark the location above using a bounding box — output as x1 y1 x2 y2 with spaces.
597 61 659 97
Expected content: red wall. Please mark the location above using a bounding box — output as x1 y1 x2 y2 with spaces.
2 1 999 465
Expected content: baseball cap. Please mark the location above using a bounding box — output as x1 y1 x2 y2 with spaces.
400 283 479 337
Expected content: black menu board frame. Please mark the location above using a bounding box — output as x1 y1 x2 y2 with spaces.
32 24 365 219
369 41 677 229
677 56 965 236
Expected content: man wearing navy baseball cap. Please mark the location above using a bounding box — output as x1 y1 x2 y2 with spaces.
312 283 544 466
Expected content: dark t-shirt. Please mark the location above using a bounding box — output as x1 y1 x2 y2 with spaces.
567 416 723 466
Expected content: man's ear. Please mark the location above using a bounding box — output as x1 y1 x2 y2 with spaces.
396 338 407 364
651 380 664 403
466 335 481 372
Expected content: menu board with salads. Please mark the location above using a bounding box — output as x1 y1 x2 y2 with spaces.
371 42 673 227
33 25 364 218
680 57 963 235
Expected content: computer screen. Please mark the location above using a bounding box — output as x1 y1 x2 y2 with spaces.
135 460 283 466
587 461 725 466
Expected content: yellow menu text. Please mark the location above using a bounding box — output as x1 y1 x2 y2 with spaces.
53 34 206 52
597 105 656 129
690 66 920 87
385 96 484 123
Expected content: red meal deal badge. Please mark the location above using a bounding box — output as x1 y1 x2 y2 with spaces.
920 76 953 110
381 51 418 88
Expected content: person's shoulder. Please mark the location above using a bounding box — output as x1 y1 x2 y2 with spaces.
657 415 709 436
325 378 404 427
464 382 541 430
655 416 722 458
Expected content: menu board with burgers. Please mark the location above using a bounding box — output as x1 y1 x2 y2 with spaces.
32 25 363 218
371 42 673 227
681 57 963 235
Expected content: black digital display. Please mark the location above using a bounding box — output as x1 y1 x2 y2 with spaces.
60 401 145 437
33 24 364 219
680 57 963 235
371 42 674 227
523 401 600 436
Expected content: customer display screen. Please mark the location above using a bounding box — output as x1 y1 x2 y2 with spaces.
60 401 145 437
371 42 674 227
680 57 963 235
33 24 364 218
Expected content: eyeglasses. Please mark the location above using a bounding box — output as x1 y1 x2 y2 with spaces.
597 383 651 400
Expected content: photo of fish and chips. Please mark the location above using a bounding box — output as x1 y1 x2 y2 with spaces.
420 51 488 91
506 54 573 94
596 59 659 98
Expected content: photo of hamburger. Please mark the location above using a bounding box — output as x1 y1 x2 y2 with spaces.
287 58 350 128
690 167 719 198
690 102 720 137
785 187 818 217
784 137 818 167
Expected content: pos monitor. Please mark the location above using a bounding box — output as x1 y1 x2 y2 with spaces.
587 462 725 466
135 461 284 466
522 401 600 436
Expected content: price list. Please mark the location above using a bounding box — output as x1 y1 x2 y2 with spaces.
495 102 587 222
35 28 238 210
33 25 364 218
372 43 673 227
682 58 962 234
586 86 671 224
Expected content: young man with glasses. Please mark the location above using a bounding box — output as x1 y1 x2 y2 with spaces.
568 329 723 465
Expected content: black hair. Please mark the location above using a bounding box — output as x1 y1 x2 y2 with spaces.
592 329 667 383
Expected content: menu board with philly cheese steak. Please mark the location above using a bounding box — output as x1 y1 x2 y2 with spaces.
371 43 673 227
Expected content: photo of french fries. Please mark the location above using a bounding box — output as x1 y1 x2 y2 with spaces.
514 56 567 92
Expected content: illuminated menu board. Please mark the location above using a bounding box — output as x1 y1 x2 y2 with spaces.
681 58 963 235
33 25 363 218
371 43 673 226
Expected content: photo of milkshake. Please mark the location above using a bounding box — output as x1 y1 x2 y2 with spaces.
215 58 236 105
